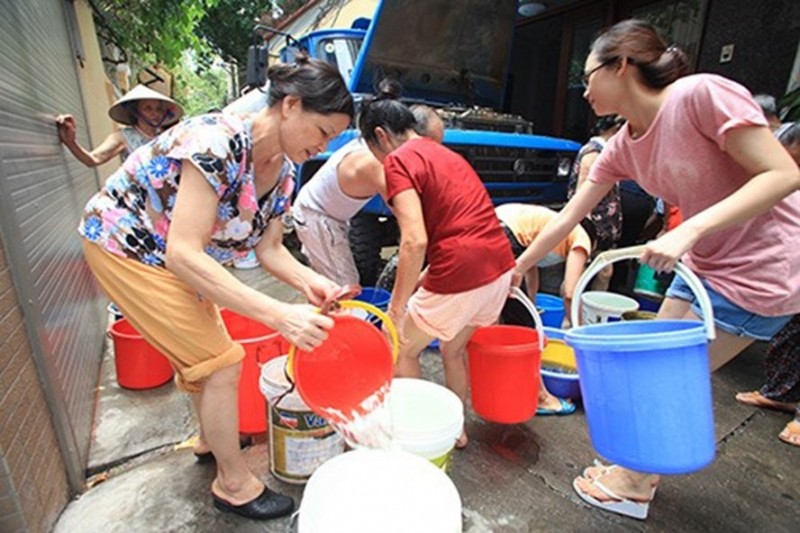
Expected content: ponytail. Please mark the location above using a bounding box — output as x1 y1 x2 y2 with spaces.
591 19 691 89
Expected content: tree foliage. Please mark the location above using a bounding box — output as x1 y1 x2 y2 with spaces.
196 0 271 69
92 0 220 69
94 0 313 71
172 59 231 116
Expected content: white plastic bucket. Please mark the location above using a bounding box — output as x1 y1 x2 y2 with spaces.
389 378 463 471
581 291 639 324
260 356 344 484
298 449 462 533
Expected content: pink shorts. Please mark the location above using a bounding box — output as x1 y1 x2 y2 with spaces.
407 270 513 341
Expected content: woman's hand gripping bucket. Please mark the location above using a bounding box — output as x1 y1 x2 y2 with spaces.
285 288 400 446
566 245 718 474
467 288 545 424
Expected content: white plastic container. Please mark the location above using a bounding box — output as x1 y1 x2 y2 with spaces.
581 291 639 325
389 378 464 471
260 356 344 484
298 449 462 533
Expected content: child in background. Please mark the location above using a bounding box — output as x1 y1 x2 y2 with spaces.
496 203 594 415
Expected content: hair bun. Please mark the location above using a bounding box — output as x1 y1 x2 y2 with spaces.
376 78 403 101
293 51 310 66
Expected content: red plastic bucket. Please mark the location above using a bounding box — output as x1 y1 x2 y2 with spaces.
289 304 398 426
220 309 289 434
467 325 542 423
109 318 174 390
292 315 394 424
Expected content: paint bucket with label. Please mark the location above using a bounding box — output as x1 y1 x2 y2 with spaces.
260 355 345 484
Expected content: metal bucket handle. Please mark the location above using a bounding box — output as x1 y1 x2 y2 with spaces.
570 245 716 341
508 287 546 351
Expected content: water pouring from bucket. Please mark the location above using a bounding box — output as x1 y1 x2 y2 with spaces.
566 245 717 474
286 288 400 448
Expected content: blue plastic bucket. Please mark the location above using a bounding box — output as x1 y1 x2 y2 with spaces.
355 287 391 310
535 294 564 328
566 320 714 474
568 246 717 474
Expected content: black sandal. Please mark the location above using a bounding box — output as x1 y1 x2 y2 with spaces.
212 485 295 520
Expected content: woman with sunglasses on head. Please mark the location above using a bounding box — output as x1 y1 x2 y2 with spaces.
514 19 800 520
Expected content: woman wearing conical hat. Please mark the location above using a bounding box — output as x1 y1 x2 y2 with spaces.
56 84 184 167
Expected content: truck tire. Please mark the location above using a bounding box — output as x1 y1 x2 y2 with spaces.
349 214 383 285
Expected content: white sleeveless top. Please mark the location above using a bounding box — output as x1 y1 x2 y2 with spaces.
120 126 151 161
294 138 373 221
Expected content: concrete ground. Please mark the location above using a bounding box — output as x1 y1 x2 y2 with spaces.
54 266 799 533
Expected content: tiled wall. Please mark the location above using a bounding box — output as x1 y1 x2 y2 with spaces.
0 235 69 532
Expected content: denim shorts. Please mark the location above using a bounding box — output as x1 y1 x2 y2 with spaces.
665 276 793 341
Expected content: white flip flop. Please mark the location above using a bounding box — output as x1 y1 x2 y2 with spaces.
581 459 615 480
572 477 656 520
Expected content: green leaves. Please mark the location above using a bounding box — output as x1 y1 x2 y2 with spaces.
93 0 221 69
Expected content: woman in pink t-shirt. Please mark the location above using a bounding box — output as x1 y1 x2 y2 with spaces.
358 82 516 447
515 20 800 520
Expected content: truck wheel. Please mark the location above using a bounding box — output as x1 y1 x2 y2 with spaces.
349 214 383 285
376 251 399 291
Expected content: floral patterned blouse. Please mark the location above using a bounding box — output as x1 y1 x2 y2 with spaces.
79 113 295 267
567 136 622 253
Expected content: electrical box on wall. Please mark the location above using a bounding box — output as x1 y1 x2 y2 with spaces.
720 44 734 64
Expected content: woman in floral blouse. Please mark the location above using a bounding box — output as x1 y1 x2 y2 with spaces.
79 55 353 520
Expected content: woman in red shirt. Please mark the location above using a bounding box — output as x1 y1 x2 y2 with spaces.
358 82 515 447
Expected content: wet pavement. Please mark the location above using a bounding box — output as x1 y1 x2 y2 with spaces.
54 266 799 532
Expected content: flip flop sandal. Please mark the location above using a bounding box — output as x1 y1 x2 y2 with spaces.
734 391 796 413
581 460 660 488
581 459 616 480
778 421 800 447
536 397 577 416
572 476 656 520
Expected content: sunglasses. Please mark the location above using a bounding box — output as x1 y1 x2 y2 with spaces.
581 57 618 88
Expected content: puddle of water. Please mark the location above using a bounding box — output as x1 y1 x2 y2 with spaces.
468 422 540 464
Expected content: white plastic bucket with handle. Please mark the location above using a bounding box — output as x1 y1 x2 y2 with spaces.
298 448 462 533
260 356 345 484
389 378 464 471
580 291 640 324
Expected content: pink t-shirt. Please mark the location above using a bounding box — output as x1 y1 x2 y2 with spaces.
590 74 800 316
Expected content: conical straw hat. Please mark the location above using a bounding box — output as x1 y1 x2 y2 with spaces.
108 85 184 126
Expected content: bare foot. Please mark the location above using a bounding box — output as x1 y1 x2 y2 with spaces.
582 462 659 488
538 392 567 412
575 466 658 503
779 420 800 446
455 430 468 449
735 391 796 413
